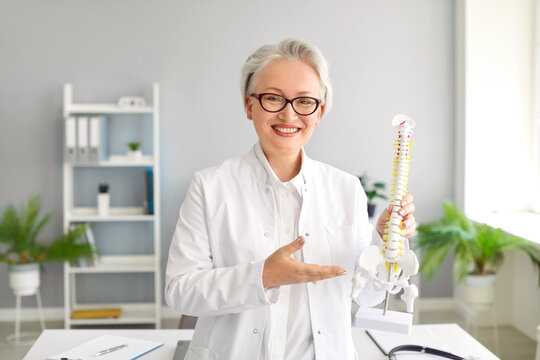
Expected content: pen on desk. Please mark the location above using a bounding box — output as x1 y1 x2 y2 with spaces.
92 343 128 357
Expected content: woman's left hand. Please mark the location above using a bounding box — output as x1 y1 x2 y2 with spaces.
376 194 416 239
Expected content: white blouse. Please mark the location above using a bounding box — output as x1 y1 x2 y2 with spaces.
165 143 385 360
253 145 314 360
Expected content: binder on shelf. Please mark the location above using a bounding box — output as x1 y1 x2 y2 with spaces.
143 167 154 215
89 116 108 162
143 170 148 214
65 117 77 162
76 117 89 163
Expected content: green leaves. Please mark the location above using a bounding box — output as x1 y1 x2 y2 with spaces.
415 205 475 282
0 196 50 263
128 142 141 151
0 195 95 264
413 201 540 285
373 182 386 190
419 242 454 281
42 225 96 263
358 175 388 204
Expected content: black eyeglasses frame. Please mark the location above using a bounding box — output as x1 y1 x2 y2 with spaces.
250 93 321 116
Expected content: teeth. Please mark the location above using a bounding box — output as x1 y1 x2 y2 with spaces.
274 126 299 133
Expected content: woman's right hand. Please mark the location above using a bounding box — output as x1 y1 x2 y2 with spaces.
262 236 347 288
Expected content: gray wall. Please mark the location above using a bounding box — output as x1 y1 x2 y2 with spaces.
0 0 454 310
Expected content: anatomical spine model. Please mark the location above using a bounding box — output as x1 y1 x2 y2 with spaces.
351 114 419 333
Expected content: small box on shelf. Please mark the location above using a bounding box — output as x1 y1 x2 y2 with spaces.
68 304 156 325
71 308 122 319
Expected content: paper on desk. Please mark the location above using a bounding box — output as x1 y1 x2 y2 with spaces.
367 327 451 355
47 334 163 360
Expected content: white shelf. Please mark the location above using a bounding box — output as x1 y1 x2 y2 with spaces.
68 207 154 222
73 155 155 167
69 304 156 325
67 103 154 114
63 83 161 329
68 255 156 273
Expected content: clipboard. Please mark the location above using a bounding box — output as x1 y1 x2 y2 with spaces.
47 334 163 360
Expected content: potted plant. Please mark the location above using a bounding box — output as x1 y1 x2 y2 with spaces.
413 201 540 307
0 195 95 296
358 174 387 218
127 141 142 161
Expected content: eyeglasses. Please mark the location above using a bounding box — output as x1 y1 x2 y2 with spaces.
250 93 321 116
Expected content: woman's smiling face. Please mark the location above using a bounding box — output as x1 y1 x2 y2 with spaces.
246 59 324 159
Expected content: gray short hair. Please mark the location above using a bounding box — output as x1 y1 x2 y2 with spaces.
241 39 332 115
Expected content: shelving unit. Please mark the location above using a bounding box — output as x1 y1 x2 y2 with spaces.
62 83 161 329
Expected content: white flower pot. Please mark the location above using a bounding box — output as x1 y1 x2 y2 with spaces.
8 263 40 296
127 150 142 161
464 274 496 310
97 193 110 216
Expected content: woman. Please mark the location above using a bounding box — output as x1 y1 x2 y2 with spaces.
165 39 416 360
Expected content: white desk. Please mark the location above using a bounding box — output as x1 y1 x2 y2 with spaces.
24 324 499 359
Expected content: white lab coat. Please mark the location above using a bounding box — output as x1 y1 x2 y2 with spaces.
165 145 385 360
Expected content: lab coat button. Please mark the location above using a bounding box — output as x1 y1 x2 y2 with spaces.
264 232 269 237
253 328 258 334
305 233 310 237
317 330 321 334
265 188 270 193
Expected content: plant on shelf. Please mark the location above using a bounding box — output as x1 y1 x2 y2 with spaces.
0 195 95 296
127 141 142 161
358 173 387 218
413 201 540 306
128 141 141 152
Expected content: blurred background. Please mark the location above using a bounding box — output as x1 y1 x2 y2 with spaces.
0 1 538 359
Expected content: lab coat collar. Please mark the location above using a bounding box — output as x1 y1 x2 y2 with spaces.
253 142 308 192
